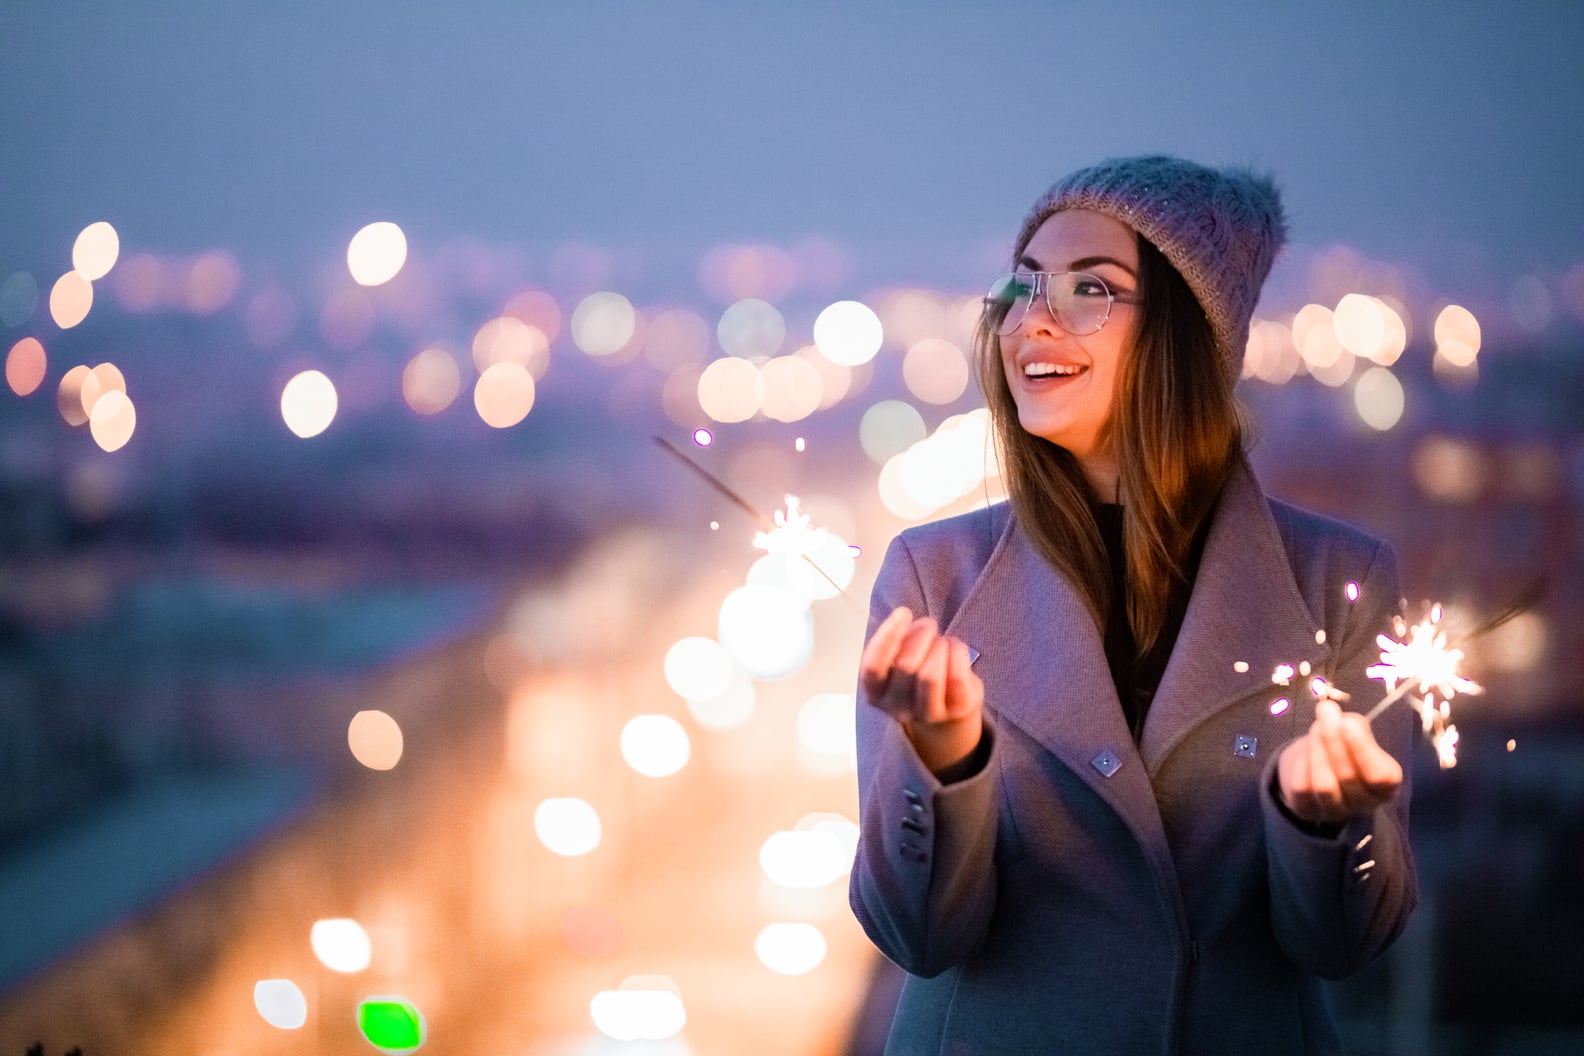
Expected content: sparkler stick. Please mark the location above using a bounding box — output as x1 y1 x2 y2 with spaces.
652 435 860 609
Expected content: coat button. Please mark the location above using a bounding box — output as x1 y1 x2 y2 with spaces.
1234 734 1258 759
901 818 927 837
903 788 923 805
901 844 928 863
1091 749 1123 778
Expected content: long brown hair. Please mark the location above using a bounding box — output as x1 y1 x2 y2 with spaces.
975 231 1244 654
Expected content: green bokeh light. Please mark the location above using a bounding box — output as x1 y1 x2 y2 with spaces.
357 997 426 1053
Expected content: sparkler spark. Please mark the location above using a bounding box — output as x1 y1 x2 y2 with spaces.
1364 603 1481 768
753 495 817 556
653 435 859 608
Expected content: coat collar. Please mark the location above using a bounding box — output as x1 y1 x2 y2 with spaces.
941 461 1324 882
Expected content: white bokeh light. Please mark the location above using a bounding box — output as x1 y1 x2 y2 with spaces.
254 979 308 1029
797 692 857 758
754 922 828 976
717 584 814 681
534 797 602 857
310 918 373 973
280 370 338 438
346 222 408 286
663 636 734 701
590 978 687 1042
759 829 849 888
620 714 691 778
571 291 637 357
813 299 883 366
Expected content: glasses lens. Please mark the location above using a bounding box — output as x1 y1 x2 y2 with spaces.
986 273 1035 336
1048 271 1112 335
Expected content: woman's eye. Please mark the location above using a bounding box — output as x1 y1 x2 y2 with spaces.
1070 277 1108 298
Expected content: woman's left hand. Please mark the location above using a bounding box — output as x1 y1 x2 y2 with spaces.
1276 698 1403 825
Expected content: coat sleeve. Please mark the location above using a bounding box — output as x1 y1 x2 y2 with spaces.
848 533 1002 978
1261 539 1420 979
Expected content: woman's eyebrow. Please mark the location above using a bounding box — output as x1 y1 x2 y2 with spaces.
1018 253 1138 278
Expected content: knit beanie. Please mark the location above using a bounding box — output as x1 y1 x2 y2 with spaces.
1014 155 1286 386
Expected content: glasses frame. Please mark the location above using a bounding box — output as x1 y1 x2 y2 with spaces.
984 269 1142 338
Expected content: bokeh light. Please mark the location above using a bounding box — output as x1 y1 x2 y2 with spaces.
859 400 926 464
347 222 409 286
754 922 827 975
6 337 47 396
663 637 734 701
57 365 94 427
902 338 969 404
473 361 536 428
590 977 687 1042
758 355 824 423
502 288 562 338
571 291 637 357
49 271 93 329
72 221 120 280
878 289 948 350
184 251 240 314
697 356 764 423
1412 436 1487 503
1353 366 1405 431
402 346 463 415
693 427 713 446
642 308 711 371
717 584 814 681
796 343 854 409
813 299 883 366
472 315 550 377
718 298 786 359
1434 303 1481 359
535 797 602 856
0 271 39 327
311 917 373 973
281 370 339 438
88 389 137 452
796 692 857 760
254 979 308 1030
356 996 426 1054
1243 319 1299 384
348 709 404 770
1480 611 1548 673
759 829 849 888
619 714 691 778
684 667 756 730
111 253 167 312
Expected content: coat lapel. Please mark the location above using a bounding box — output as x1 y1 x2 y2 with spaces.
1139 461 1330 772
943 512 1175 889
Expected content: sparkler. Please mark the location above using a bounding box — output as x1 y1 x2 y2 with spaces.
1262 575 1543 769
1363 604 1478 768
653 435 859 608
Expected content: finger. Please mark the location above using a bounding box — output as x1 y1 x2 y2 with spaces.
1278 737 1314 820
1307 723 1343 821
858 607 914 698
1316 700 1366 813
944 637 983 719
893 617 939 677
915 635 951 724
1339 713 1403 795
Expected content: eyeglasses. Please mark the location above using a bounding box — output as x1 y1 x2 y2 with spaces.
983 270 1141 337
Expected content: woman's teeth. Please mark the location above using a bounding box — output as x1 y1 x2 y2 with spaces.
1024 363 1085 378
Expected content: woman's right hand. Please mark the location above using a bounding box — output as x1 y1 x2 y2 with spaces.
859 606 984 774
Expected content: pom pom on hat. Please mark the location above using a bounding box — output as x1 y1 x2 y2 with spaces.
1015 155 1286 385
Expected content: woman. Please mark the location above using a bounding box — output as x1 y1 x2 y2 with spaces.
849 156 1417 1055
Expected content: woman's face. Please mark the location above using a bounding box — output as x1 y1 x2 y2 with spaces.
999 208 1140 468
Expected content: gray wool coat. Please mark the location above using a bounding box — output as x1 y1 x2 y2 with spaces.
850 462 1418 1055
